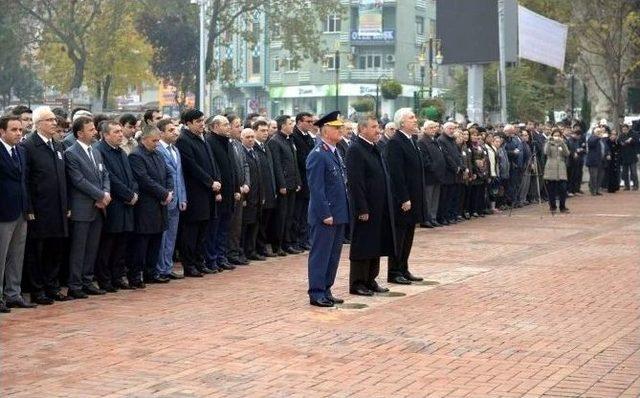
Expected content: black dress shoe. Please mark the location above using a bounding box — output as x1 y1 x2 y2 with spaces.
560 208 570 213
438 219 449 226
388 276 412 285
349 286 374 296
99 284 118 293
404 272 423 282
129 280 146 289
261 251 277 258
326 294 344 304
0 302 10 313
369 283 389 293
300 243 312 251
227 257 244 265
310 297 334 307
113 279 134 289
284 246 302 255
67 289 88 299
276 249 287 257
432 221 442 227
148 275 170 284
32 294 54 305
46 292 68 302
83 285 107 295
167 272 184 280
420 222 434 228
6 298 37 308
198 267 218 274
218 263 236 270
184 269 204 277
247 254 266 261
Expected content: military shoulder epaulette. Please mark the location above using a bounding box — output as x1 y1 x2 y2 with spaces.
322 143 330 151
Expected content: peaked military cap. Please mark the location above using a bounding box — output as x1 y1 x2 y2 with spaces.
314 111 344 128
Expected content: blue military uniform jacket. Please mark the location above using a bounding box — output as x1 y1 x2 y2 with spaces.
306 140 350 226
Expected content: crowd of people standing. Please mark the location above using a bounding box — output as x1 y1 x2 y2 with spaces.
0 103 638 311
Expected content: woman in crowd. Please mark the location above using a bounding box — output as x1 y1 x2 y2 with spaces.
605 130 621 193
468 128 489 217
484 133 500 214
519 130 533 206
543 128 570 214
495 135 510 211
456 130 471 221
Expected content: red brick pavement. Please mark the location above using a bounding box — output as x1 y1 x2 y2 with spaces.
1 192 639 398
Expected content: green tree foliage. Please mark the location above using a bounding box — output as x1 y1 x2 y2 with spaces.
381 80 403 100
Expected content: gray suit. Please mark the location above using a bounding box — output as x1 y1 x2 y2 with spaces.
64 142 110 291
228 138 250 260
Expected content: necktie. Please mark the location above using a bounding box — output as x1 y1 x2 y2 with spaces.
249 148 256 159
11 147 19 167
168 144 177 163
87 146 97 169
47 140 55 152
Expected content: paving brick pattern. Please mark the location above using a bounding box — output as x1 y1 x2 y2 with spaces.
1 193 639 398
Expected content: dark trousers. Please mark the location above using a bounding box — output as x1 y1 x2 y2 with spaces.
228 201 244 260
450 183 463 218
388 223 415 279
95 232 128 287
307 223 345 300
257 207 275 255
546 180 567 210
25 236 65 296
622 162 638 189
293 196 310 247
130 233 163 282
349 258 381 290
179 219 209 273
469 184 486 215
588 165 605 194
273 191 296 251
507 168 523 205
437 183 455 222
462 184 471 215
241 221 260 257
205 210 231 269
68 216 103 291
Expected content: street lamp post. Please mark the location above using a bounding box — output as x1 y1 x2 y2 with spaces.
335 49 340 111
570 67 575 120
375 74 388 120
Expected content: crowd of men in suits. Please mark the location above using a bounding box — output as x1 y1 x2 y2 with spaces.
0 103 638 311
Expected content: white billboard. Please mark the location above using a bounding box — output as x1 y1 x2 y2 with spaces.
518 5 568 70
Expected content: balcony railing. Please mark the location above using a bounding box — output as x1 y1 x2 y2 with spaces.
348 68 394 81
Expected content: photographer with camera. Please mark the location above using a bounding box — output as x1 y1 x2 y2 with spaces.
543 128 570 214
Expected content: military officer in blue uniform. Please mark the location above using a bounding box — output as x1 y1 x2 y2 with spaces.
306 111 350 307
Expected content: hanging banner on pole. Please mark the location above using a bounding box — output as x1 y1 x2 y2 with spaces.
518 5 568 70
358 0 383 37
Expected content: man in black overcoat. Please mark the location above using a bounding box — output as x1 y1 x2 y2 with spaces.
417 120 446 228
346 115 395 296
128 127 174 287
95 121 138 291
174 109 222 277
253 120 278 257
290 112 315 251
386 108 424 285
267 115 301 256
22 107 69 304
437 122 463 224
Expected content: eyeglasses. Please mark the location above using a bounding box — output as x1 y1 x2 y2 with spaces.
40 118 56 123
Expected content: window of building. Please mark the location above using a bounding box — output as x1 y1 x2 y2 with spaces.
271 24 281 40
252 54 261 75
325 54 340 70
286 58 299 71
324 14 341 33
416 16 424 35
358 54 382 70
273 56 281 72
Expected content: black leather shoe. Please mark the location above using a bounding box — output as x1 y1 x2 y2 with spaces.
260 251 277 258
420 222 434 228
388 276 412 285
432 221 442 227
219 263 236 270
148 275 170 284
326 294 344 304
184 269 204 277
99 284 118 293
247 254 266 261
46 292 68 302
0 302 10 313
6 298 37 308
300 243 311 251
404 272 423 282
310 297 334 307
227 257 244 265
83 285 107 295
33 293 54 305
67 289 88 299
113 278 134 290
560 208 570 213
369 283 389 293
129 280 146 289
284 246 302 255
167 272 184 280
276 249 287 257
350 286 374 296
438 219 449 226
198 267 217 274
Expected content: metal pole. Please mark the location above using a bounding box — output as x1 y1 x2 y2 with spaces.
570 73 575 120
498 0 508 123
428 38 433 98
375 80 380 120
198 0 205 112
335 49 340 111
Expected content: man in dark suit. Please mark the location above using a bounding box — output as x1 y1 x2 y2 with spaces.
94 121 138 291
204 115 238 272
586 127 610 196
0 116 35 311
227 114 251 265
253 120 278 258
619 123 639 191
306 111 350 307
386 108 425 285
267 115 302 256
437 122 463 225
64 116 111 299
175 109 221 277
346 115 395 296
376 122 397 158
418 121 446 228
129 126 174 287
290 112 315 251
22 106 69 305
156 119 187 279
240 128 264 261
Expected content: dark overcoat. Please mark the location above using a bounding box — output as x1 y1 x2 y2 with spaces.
417 135 446 185
129 146 173 234
254 141 277 209
21 132 69 238
345 136 396 261
290 126 315 199
267 132 301 191
95 140 137 233
205 132 238 214
386 130 425 225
